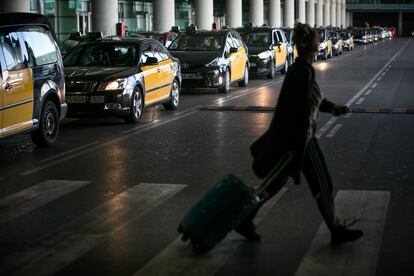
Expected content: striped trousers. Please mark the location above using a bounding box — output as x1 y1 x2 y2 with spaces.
237 137 340 233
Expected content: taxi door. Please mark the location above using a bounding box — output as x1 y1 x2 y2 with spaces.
0 32 34 136
140 43 162 105
0 71 3 138
228 34 245 82
153 44 173 100
274 31 287 67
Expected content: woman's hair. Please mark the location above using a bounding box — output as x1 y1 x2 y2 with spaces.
292 23 318 57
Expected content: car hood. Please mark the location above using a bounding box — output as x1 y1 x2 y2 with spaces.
64 67 137 82
248 46 271 55
169 51 222 68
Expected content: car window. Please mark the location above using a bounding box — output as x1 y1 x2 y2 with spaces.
0 32 26 71
141 43 155 64
277 31 285 43
64 44 138 66
240 32 271 46
169 34 224 51
232 32 243 47
157 44 170 61
153 44 167 62
20 27 58 67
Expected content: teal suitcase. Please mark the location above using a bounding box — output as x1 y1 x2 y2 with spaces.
178 152 293 254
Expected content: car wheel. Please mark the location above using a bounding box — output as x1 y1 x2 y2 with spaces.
267 59 275 79
31 100 59 147
280 59 288 74
163 79 180 110
125 88 143 123
238 65 249 87
323 50 328 60
218 69 230 94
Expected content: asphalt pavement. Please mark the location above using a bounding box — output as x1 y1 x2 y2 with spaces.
0 37 413 276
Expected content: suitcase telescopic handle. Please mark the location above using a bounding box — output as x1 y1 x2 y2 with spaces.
254 151 295 200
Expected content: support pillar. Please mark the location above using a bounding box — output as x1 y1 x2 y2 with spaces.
316 0 323 27
195 0 213 30
250 0 264 26
0 0 30 12
269 0 281 27
298 0 306 24
336 1 341 27
91 0 118 36
342 0 346 28
324 0 331 27
226 0 242 27
284 0 294 28
307 0 315 27
331 0 336 27
398 11 403 36
153 0 175 32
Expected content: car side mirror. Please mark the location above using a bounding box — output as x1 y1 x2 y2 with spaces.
144 57 159 66
229 47 238 54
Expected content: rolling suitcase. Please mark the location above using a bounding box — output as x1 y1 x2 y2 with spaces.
178 151 293 254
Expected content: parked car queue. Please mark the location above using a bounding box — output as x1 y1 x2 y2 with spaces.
0 12 394 147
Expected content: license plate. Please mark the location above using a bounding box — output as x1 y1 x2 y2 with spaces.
90 95 105 104
66 96 87 104
250 63 256 67
182 73 202 79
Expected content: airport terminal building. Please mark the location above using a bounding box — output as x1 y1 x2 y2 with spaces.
0 0 413 40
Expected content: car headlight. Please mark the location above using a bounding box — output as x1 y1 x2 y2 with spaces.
258 51 271 60
104 78 129 91
205 58 220 67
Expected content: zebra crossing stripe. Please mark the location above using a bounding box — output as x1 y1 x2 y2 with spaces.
133 188 288 276
0 183 186 276
0 180 90 224
294 190 390 276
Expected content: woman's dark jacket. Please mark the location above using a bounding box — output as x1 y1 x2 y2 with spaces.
251 57 335 184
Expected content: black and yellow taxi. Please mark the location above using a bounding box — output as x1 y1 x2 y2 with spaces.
316 28 333 60
63 36 181 123
236 26 289 79
0 13 67 146
168 26 249 94
340 30 354 51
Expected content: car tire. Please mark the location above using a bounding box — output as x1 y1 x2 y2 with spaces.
163 79 180 110
280 59 288 75
323 50 328 60
218 69 230 94
31 100 59 147
267 59 275 79
125 88 143 123
238 65 249 87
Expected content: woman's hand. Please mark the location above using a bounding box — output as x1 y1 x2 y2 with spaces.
332 105 350 116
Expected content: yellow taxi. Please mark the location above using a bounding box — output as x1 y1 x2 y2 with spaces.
0 13 67 146
63 37 181 123
168 27 249 93
237 26 289 79
316 28 333 60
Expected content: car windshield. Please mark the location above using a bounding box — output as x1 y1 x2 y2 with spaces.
353 30 365 38
64 44 138 67
317 30 326 42
169 35 224 51
239 32 271 46
340 32 350 39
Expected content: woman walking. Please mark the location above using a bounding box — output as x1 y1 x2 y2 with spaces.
235 23 363 245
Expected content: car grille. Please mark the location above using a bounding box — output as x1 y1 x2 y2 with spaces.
66 81 97 94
